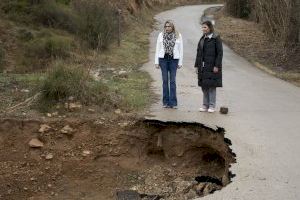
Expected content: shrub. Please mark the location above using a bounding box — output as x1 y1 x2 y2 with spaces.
32 0 77 32
17 28 34 41
0 0 33 23
20 34 72 72
225 0 252 18
0 0 77 32
40 63 110 105
24 34 72 60
73 0 118 50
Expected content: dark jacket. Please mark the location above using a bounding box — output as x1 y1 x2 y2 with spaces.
194 33 223 88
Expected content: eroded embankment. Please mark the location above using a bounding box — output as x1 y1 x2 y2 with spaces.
0 118 236 200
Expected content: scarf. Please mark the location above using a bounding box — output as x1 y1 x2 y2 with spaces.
163 31 176 56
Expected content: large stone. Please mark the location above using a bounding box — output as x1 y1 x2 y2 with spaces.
60 125 74 135
38 124 51 133
29 139 44 148
82 150 91 157
195 183 206 196
202 183 221 196
66 102 82 111
219 106 229 114
45 153 54 160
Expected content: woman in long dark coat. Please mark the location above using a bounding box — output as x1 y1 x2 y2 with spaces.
194 20 223 113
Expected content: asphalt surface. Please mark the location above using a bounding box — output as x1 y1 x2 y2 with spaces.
142 4 300 200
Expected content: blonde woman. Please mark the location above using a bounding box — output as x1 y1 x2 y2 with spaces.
155 20 183 109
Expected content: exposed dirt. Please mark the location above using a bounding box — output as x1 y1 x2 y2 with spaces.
0 118 235 200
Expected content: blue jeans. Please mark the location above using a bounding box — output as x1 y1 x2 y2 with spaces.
202 87 216 108
159 58 179 107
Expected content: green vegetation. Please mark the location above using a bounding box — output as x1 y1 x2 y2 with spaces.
0 0 157 114
21 33 73 71
74 0 118 49
0 0 118 72
109 72 152 111
40 63 111 106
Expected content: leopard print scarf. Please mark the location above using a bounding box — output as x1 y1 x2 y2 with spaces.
163 31 176 56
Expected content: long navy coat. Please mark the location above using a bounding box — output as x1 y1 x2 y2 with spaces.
194 33 223 88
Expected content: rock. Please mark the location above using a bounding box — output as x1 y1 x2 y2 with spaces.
21 89 30 93
130 186 138 191
118 122 129 127
46 113 52 117
45 153 54 160
38 124 51 133
68 102 82 111
118 70 128 78
202 183 221 196
52 112 58 116
29 139 44 148
88 108 95 113
107 67 115 71
115 109 122 114
60 125 74 135
118 70 127 75
82 150 91 157
195 183 206 195
219 106 229 114
94 120 104 125
176 150 184 157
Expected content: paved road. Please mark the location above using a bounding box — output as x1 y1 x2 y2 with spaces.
142 5 300 200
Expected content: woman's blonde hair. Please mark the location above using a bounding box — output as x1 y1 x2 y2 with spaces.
164 20 179 38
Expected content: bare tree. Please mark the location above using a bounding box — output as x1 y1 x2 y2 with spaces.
225 0 300 45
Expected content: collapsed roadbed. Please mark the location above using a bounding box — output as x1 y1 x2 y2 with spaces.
0 118 236 200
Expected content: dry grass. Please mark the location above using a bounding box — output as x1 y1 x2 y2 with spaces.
209 8 300 87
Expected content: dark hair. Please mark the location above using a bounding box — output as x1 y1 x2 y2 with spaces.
202 20 214 33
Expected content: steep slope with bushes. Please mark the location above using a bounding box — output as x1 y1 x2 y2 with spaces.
0 0 218 116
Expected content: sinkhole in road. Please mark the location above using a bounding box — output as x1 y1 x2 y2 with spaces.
116 120 236 200
0 118 236 200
